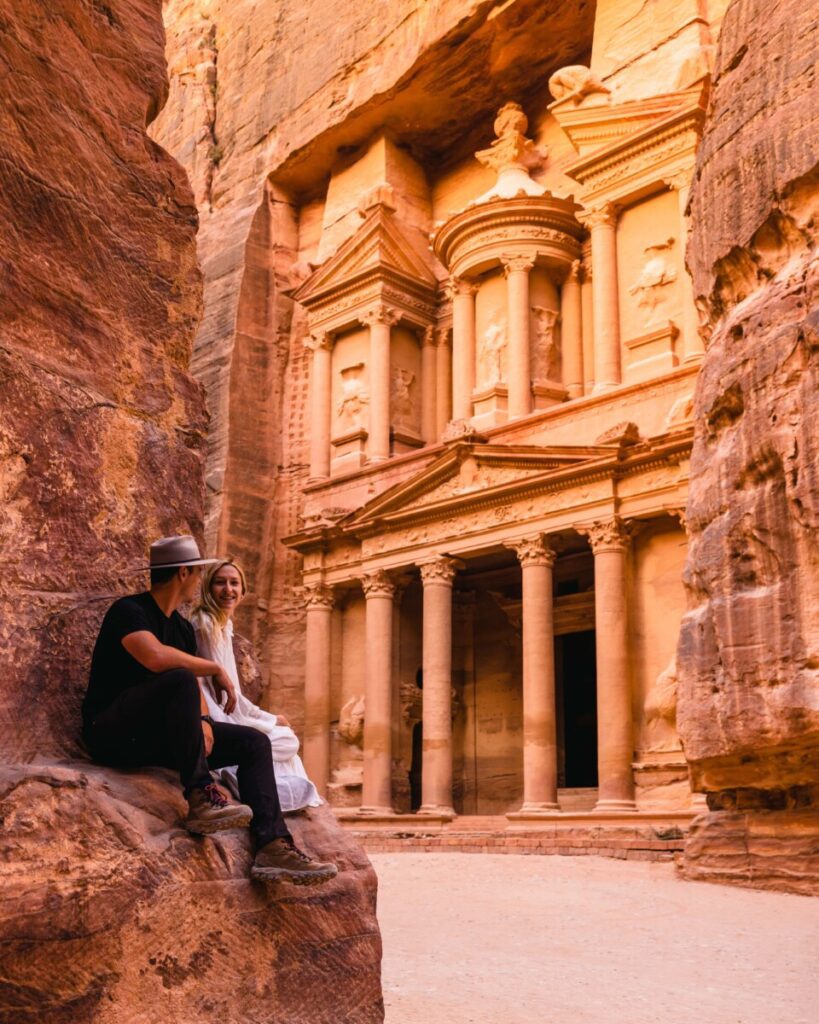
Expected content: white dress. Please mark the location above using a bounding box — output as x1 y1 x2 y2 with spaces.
191 611 321 812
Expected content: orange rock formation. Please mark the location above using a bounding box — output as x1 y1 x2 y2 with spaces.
0 2 383 1020
152 0 816 894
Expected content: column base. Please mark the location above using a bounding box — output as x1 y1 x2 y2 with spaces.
591 380 620 395
682 350 705 365
519 801 561 814
366 455 390 465
593 798 638 813
417 804 455 820
357 805 396 817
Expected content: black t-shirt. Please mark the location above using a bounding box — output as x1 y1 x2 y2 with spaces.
82 591 196 725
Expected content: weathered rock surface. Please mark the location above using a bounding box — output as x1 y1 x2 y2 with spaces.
0 2 383 1019
0 763 382 1024
150 0 596 718
676 0 819 893
0 0 205 761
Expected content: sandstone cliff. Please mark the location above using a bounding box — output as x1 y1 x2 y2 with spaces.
676 0 819 894
0 2 383 1019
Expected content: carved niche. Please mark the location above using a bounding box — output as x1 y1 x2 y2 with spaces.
337 363 369 430
531 305 561 383
476 313 507 389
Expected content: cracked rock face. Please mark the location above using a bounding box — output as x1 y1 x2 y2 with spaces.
0 764 383 1024
676 0 819 894
0 0 206 761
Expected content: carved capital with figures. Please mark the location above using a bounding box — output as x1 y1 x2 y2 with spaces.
360 304 401 327
304 330 333 353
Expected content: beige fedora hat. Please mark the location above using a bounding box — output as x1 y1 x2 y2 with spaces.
149 535 220 570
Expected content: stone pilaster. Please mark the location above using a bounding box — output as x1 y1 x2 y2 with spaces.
509 535 559 812
360 569 396 814
448 278 478 422
303 582 334 797
665 169 704 363
580 517 637 812
435 326 452 438
560 260 583 399
418 555 461 816
580 240 595 394
580 203 621 393
420 325 437 445
361 304 400 463
304 330 333 480
502 254 535 418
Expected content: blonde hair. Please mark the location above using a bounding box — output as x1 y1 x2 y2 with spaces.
195 558 248 629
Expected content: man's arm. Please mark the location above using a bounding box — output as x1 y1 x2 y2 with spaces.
121 631 237 713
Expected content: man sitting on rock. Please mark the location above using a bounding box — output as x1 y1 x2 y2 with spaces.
82 534 336 885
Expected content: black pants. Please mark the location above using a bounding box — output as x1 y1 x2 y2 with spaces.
83 669 290 848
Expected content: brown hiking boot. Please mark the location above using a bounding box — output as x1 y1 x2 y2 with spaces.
185 782 253 835
250 838 338 885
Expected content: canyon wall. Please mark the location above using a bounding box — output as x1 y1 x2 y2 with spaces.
0 0 206 761
676 0 819 894
0 2 382 1020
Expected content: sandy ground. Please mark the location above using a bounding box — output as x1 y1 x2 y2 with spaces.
371 853 817 1024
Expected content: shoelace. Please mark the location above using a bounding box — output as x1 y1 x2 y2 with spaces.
203 782 229 808
284 840 312 862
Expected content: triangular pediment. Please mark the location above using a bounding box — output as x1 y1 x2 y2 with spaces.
349 442 617 527
293 204 437 305
553 83 706 160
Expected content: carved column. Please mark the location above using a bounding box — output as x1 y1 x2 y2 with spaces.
560 260 583 399
435 326 452 438
360 570 396 814
303 582 334 797
581 518 636 811
581 241 595 394
502 254 535 418
419 556 461 816
305 331 333 480
665 171 704 363
362 305 400 463
582 203 621 393
510 535 559 811
420 325 438 445
449 279 478 422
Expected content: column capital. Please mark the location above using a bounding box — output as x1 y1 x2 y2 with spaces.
577 201 618 231
564 258 583 285
361 304 401 327
419 555 463 587
421 324 436 348
445 276 479 301
578 516 636 554
304 582 335 609
360 569 396 599
507 534 557 568
501 253 536 276
663 169 693 193
304 329 333 353
435 324 452 348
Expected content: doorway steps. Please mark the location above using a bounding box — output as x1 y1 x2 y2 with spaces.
337 803 697 863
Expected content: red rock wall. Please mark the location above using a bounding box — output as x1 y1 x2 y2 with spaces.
0 0 206 760
676 0 819 894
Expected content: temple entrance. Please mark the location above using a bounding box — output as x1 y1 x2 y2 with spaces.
556 630 598 788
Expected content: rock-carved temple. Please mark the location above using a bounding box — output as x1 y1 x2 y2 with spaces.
153 0 818 885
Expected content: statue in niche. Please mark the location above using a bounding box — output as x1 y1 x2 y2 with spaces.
629 238 677 315
643 657 680 753
391 366 415 429
337 363 368 430
477 313 507 389
531 305 561 382
548 65 611 104
338 694 365 746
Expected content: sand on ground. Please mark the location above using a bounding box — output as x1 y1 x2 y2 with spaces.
371 852 817 1024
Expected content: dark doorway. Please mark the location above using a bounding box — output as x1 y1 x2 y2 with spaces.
557 630 598 787
409 722 423 810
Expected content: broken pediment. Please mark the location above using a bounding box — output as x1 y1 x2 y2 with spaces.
348 442 616 527
293 202 437 308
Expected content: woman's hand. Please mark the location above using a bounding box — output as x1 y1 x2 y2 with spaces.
276 714 291 727
202 719 214 756
212 666 237 714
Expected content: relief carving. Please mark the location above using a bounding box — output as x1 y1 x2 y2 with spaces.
391 367 416 429
548 65 611 104
337 363 369 429
338 695 365 746
531 306 561 382
643 657 680 753
477 314 507 388
629 239 678 316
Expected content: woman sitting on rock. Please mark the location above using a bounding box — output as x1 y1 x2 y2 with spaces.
191 559 321 814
